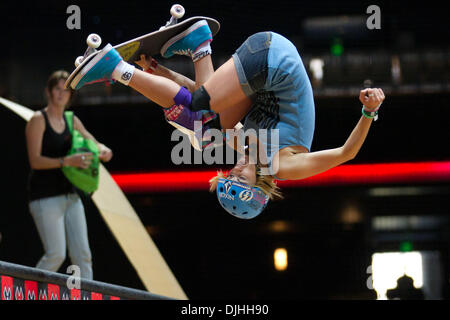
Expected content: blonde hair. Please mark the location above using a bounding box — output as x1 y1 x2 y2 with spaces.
209 168 283 200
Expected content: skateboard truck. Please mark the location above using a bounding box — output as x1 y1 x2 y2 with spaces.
75 33 102 67
74 4 185 67
159 4 185 30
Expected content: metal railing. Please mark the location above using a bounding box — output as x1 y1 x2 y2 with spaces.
0 260 175 300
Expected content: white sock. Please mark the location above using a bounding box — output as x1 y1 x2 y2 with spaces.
192 42 212 62
112 60 136 85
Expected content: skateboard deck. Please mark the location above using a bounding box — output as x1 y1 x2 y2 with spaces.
116 16 220 62
0 97 188 300
65 16 220 89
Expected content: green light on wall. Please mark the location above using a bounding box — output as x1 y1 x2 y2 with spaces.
331 38 344 56
400 241 413 252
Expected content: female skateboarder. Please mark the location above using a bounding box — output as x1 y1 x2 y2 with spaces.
68 20 384 219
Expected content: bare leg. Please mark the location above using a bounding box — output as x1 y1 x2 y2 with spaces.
193 55 214 90
128 69 181 109
218 105 252 129
129 55 215 109
193 55 251 128
129 56 251 128
203 57 252 115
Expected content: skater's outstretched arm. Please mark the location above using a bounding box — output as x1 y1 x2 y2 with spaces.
276 88 385 180
135 54 214 92
135 55 196 92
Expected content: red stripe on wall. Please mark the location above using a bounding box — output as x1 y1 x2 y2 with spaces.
110 161 450 193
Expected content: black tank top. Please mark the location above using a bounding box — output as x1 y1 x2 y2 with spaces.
28 110 75 201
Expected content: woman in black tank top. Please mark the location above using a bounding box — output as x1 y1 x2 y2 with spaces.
27 109 74 201
25 70 113 280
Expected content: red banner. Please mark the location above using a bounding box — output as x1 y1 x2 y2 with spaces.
0 275 121 300
1 276 13 300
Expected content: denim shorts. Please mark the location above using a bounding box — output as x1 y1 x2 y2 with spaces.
232 32 316 176
232 31 272 97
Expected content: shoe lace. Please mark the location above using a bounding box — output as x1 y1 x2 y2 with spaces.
173 49 193 56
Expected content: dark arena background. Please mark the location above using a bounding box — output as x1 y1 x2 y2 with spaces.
0 0 449 304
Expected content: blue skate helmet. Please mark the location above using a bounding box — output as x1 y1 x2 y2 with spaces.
216 178 270 219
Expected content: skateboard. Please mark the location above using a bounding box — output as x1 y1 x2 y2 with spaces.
65 4 220 89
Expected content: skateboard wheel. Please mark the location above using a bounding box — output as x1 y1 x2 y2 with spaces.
87 33 102 49
170 4 185 19
75 56 84 67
